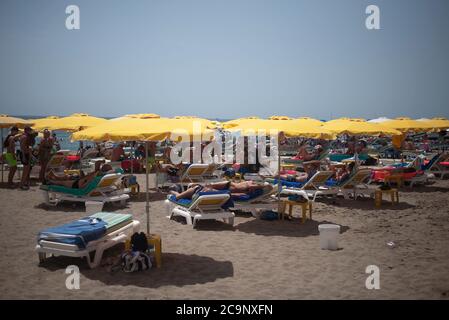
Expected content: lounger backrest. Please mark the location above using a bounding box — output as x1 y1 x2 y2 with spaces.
190 193 231 211
425 153 445 171
181 164 209 182
340 169 372 188
96 174 120 188
47 154 65 169
303 171 334 190
203 163 219 176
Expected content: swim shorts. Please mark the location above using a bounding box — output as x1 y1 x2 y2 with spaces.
4 153 17 167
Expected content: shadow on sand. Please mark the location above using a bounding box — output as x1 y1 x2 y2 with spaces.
236 218 349 237
129 190 168 202
168 215 236 232
34 201 130 213
39 251 234 288
331 197 416 211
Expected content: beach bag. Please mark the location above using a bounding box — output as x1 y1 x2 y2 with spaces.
121 251 152 272
130 232 149 252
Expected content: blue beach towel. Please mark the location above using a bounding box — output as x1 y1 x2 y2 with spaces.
38 217 107 249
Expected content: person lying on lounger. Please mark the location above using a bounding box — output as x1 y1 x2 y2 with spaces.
277 162 320 183
170 180 267 200
334 162 355 183
46 163 113 189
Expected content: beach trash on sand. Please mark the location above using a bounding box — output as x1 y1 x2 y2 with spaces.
318 224 341 250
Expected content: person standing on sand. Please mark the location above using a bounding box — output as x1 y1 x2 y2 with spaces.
37 129 54 183
18 126 34 190
3 126 20 187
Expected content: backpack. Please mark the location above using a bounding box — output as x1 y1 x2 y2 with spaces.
130 232 149 252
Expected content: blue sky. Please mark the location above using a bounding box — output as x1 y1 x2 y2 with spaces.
1 0 448 120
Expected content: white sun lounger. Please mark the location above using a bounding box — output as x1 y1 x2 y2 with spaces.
36 219 140 269
166 192 234 228
40 173 130 211
280 171 335 202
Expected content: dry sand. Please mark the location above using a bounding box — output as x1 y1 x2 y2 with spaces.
0 173 448 299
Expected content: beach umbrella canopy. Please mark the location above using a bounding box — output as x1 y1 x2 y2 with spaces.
0 114 34 128
223 118 334 139
325 117 367 125
72 116 216 142
321 118 401 136
382 117 434 133
416 117 449 131
368 117 391 123
32 113 107 132
72 115 217 236
295 117 324 126
269 116 293 120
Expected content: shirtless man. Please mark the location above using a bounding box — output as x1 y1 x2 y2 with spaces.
3 126 19 186
19 127 34 190
171 180 266 200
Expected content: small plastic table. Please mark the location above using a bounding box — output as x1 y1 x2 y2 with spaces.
374 189 399 208
279 199 312 223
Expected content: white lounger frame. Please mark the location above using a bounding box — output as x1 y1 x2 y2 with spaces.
41 173 130 211
36 220 140 268
167 193 234 228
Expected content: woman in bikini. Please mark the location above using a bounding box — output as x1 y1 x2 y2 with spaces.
46 163 112 189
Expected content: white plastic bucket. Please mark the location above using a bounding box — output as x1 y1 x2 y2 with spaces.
85 201 104 215
318 224 341 250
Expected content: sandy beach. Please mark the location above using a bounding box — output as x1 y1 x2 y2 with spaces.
0 173 448 300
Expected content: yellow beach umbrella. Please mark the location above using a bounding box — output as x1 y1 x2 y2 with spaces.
0 114 34 129
321 118 401 136
295 117 324 126
269 116 293 120
325 117 367 125
417 117 449 131
382 117 434 133
72 116 215 142
72 115 217 235
32 113 107 132
223 118 334 139
223 117 334 215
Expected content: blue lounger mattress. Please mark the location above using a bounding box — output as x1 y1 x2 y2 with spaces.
38 212 132 249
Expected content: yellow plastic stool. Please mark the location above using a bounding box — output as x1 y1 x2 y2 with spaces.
125 233 162 268
279 200 312 223
374 189 399 208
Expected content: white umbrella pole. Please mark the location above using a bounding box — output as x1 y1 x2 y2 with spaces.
1 129 4 183
145 141 150 235
277 134 281 214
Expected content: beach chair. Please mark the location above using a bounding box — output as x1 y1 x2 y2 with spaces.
426 152 449 180
279 171 336 202
36 212 140 268
30 153 67 178
229 184 278 216
177 163 211 188
40 173 130 211
201 163 225 182
166 191 234 228
337 169 375 199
